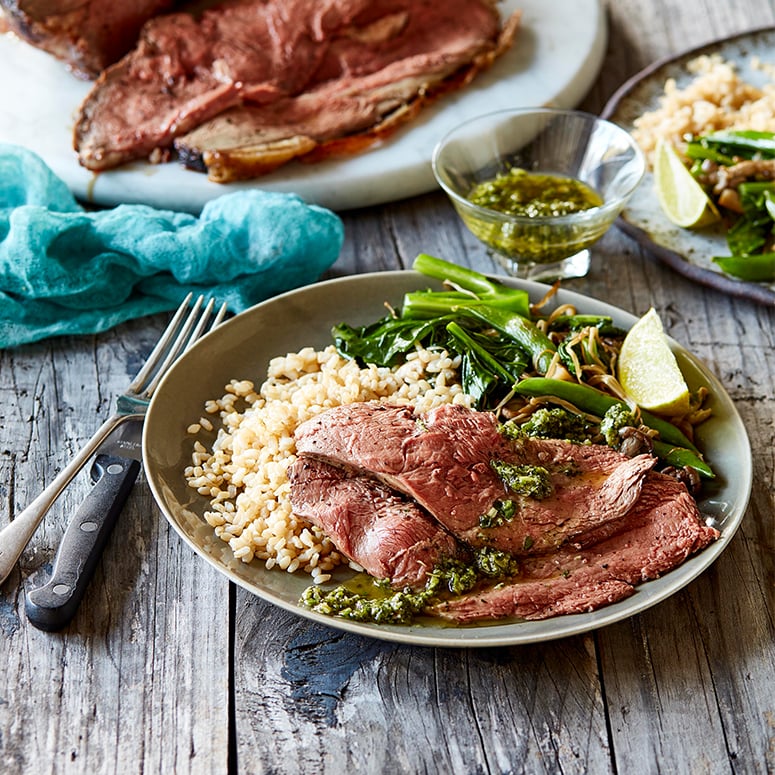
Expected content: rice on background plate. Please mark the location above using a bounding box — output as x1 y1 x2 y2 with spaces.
184 345 472 584
631 53 775 163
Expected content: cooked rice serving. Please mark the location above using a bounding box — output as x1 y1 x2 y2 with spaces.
184 345 472 583
631 54 775 164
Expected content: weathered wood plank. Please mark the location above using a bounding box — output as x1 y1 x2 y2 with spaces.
233 596 612 774
0 320 231 775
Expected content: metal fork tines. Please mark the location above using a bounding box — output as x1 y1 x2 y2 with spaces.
0 294 227 585
116 294 227 413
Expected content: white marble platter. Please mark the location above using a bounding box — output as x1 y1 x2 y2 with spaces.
0 0 606 212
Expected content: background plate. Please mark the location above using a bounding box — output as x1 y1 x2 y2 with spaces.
0 0 606 212
143 271 751 648
602 26 775 306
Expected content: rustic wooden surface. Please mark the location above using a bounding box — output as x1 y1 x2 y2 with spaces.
2 1 775 773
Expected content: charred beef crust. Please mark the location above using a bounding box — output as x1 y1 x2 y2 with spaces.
288 455 469 590
0 0 178 79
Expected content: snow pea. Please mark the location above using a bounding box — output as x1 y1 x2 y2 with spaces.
689 129 775 160
512 377 714 478
713 253 775 282
651 441 714 479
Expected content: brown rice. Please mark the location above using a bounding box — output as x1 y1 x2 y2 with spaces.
184 345 472 583
631 54 775 164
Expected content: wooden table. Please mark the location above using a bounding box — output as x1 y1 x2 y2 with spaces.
2 1 775 772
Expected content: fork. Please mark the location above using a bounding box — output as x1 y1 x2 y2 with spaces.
0 293 228 586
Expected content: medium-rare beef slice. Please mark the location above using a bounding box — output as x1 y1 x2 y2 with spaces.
430 472 720 623
174 71 427 178
73 0 520 174
175 5 522 182
288 454 468 589
0 0 177 79
294 402 657 556
74 1 309 171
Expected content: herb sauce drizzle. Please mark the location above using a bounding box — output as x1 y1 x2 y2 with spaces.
468 168 603 218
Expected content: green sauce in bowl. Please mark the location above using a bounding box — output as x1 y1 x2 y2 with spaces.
468 169 603 217
457 169 609 265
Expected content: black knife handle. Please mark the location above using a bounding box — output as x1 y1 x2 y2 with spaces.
25 453 140 632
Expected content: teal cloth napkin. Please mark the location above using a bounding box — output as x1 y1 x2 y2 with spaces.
0 144 344 348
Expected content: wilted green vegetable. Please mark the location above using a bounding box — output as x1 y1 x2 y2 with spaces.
684 130 775 281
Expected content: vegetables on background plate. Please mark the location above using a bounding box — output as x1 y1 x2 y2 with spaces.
655 130 775 281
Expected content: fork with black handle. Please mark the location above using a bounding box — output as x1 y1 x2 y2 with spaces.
0 294 227 591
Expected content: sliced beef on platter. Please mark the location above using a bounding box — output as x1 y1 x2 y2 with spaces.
0 0 177 79
173 4 522 182
73 0 521 176
288 454 469 590
294 402 658 556
174 51 478 182
429 472 720 624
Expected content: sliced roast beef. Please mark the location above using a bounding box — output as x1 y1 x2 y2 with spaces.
288 454 468 589
174 72 425 179
294 402 657 556
174 5 521 182
73 0 520 175
430 472 720 623
0 0 177 79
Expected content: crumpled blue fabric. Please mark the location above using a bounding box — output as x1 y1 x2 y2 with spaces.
0 144 344 348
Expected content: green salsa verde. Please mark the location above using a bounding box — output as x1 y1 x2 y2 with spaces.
468 168 603 218
458 167 608 265
300 548 520 625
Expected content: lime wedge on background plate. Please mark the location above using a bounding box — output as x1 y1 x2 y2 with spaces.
653 139 721 228
617 307 692 416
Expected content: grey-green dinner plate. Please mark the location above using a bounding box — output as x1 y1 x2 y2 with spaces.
143 271 751 647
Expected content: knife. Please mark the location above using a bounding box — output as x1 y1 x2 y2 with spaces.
24 418 143 632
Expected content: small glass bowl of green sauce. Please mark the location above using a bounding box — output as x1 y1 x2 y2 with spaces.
432 108 645 281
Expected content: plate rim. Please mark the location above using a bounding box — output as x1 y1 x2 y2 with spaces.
143 270 752 647
601 24 775 307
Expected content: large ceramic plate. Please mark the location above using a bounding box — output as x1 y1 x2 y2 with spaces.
0 0 606 212
602 27 775 306
143 271 751 647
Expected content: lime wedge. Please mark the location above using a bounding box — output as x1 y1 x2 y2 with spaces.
617 308 691 416
653 139 720 228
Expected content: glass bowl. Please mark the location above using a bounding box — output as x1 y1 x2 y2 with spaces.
431 108 646 281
